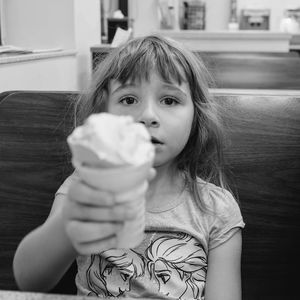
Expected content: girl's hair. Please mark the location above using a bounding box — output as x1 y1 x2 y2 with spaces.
76 34 230 212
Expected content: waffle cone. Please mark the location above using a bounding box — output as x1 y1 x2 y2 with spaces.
74 160 152 248
74 160 152 194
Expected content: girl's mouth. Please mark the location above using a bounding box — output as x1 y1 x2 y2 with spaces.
151 137 162 145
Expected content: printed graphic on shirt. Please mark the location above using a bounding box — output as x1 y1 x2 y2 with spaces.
86 249 145 297
86 232 207 299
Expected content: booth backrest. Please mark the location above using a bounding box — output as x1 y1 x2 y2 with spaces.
91 48 300 90
202 54 300 90
0 90 299 299
0 91 77 294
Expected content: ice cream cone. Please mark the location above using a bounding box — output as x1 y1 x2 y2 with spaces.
74 159 152 195
66 113 155 248
116 196 146 248
74 160 152 248
68 142 122 168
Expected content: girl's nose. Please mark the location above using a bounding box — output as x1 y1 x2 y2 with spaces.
138 101 160 128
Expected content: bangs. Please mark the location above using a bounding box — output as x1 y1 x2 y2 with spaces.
110 37 188 85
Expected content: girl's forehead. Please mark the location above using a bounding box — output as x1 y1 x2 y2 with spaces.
109 70 189 91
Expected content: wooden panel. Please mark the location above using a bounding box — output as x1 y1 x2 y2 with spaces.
91 47 300 89
0 91 77 293
202 54 300 90
0 91 299 299
217 93 300 300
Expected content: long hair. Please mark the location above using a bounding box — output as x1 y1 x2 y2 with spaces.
76 35 230 212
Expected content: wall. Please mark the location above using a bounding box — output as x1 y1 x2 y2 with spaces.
73 0 101 90
0 56 77 92
129 0 300 36
2 0 75 49
1 0 101 91
129 0 160 37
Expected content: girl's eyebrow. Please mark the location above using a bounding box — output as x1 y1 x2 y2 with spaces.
111 82 138 95
161 83 187 97
110 81 188 97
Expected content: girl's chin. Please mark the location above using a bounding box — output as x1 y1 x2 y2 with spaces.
152 160 165 169
152 158 177 171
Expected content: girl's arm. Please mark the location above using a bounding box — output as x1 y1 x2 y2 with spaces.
13 174 144 292
13 194 77 292
205 229 242 300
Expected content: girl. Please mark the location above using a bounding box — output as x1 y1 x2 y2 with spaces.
13 35 245 300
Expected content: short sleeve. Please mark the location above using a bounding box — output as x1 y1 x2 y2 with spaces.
48 172 79 216
55 171 79 197
207 187 245 250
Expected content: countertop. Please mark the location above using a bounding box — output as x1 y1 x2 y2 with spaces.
0 291 92 300
155 30 292 52
0 290 157 300
0 49 77 65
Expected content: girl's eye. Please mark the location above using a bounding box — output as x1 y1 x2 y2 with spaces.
120 96 137 105
161 97 178 106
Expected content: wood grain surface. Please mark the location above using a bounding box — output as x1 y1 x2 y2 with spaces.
0 290 158 300
0 91 78 294
91 48 300 90
203 54 300 90
218 93 300 300
0 90 299 299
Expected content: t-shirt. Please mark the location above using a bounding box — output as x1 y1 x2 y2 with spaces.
56 173 245 299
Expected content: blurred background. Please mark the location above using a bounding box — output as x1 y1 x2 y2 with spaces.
0 5 299 298
0 0 299 92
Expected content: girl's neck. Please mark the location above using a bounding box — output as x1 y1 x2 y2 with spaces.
146 162 185 209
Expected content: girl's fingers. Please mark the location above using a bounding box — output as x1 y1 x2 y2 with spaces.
66 201 136 222
68 179 115 207
75 235 118 255
69 178 149 208
114 181 148 203
65 220 121 245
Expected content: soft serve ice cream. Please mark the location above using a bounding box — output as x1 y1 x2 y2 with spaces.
67 113 155 248
67 113 155 168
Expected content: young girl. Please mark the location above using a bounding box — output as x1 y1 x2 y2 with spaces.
13 35 245 300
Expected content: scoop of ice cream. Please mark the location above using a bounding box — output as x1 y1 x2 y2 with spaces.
67 113 154 167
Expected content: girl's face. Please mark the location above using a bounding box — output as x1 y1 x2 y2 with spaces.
107 71 194 168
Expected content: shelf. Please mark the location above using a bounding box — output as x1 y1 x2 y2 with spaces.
0 50 77 65
155 30 292 52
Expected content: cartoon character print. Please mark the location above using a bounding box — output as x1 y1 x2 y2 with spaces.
146 233 207 299
85 233 207 299
86 249 145 297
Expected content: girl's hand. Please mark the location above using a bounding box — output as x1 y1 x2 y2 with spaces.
63 178 132 255
63 167 155 255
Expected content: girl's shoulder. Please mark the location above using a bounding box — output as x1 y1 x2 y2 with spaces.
196 178 245 249
196 177 242 220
